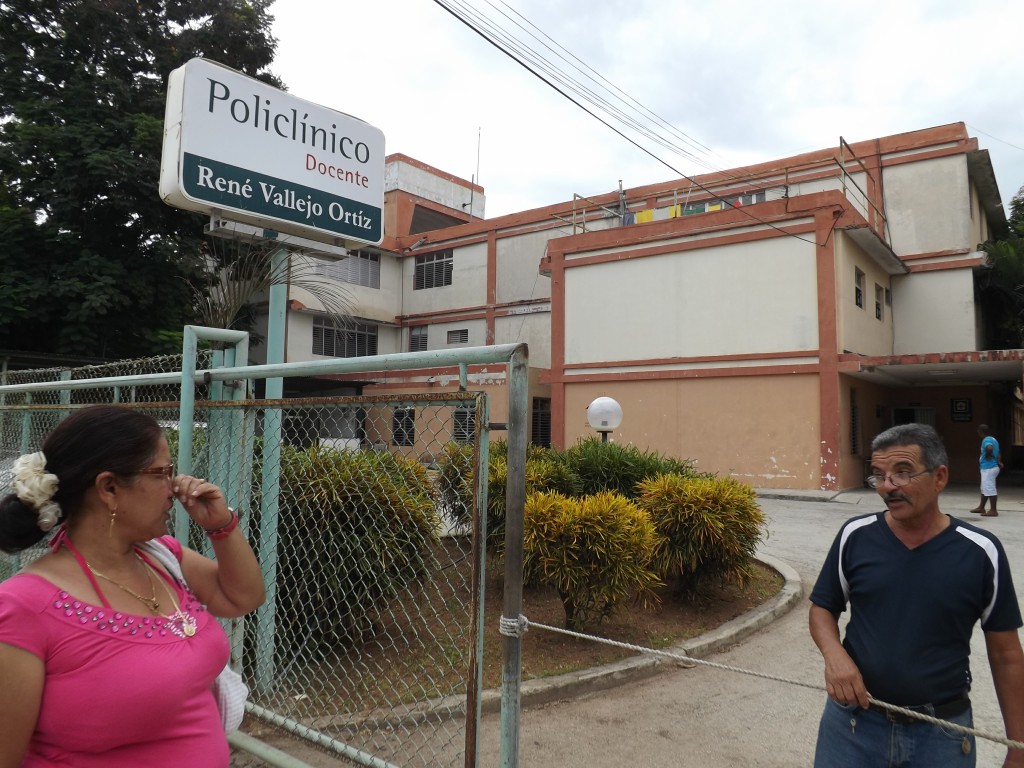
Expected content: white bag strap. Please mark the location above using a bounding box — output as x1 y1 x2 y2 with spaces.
138 538 185 585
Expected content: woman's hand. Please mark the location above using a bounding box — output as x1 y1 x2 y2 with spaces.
172 475 233 532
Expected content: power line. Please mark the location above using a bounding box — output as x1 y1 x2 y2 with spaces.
432 0 820 245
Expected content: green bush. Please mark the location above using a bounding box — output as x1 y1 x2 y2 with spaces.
486 452 582 555
560 438 705 498
523 490 663 630
637 473 766 601
275 445 441 649
436 442 475 532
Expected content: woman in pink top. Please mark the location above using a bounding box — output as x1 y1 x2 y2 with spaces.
0 405 265 766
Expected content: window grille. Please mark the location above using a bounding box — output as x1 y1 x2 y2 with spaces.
855 268 865 309
312 317 378 358
454 407 475 444
447 329 468 344
850 389 860 455
409 326 427 352
392 408 415 446
313 250 380 288
531 398 552 447
414 250 453 290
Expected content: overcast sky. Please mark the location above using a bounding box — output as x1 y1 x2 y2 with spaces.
270 0 1024 220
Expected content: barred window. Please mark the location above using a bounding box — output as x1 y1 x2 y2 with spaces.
414 250 453 290
454 407 475 444
392 408 415 447
447 329 469 344
312 317 378 358
850 389 860 455
531 397 551 447
409 326 428 352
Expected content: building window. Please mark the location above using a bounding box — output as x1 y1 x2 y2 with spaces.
409 326 427 352
454 406 475 444
414 250 453 290
447 329 469 344
313 250 380 288
531 398 552 447
312 317 378 358
392 408 415 447
874 284 884 321
855 268 865 309
850 389 860 456
885 287 892 307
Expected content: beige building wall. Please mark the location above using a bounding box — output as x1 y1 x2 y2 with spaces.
968 178 990 248
836 234 894 356
891 269 977 353
401 241 487 316
384 156 485 219
428 318 488 349
562 375 822 488
496 229 552 304
495 312 551 368
562 236 819 364
288 251 403 321
883 155 971 256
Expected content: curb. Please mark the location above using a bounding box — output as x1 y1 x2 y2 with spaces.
479 553 803 712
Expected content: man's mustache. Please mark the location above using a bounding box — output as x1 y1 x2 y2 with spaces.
884 493 910 505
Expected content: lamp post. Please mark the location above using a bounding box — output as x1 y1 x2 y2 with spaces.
587 396 623 443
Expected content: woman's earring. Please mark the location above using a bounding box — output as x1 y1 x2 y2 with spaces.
108 506 117 538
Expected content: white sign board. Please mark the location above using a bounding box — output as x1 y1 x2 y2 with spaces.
159 58 385 246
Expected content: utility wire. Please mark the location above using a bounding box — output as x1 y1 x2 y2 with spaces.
433 0 820 245
444 0 805 199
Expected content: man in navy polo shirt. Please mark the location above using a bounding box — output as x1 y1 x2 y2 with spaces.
809 423 1024 767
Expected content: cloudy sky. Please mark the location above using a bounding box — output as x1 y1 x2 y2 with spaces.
270 0 1024 220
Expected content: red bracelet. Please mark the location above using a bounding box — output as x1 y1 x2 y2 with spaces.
205 508 240 540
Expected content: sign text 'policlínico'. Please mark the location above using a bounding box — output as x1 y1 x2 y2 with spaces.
160 58 385 246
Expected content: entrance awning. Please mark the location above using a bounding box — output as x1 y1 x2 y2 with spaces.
839 350 1024 387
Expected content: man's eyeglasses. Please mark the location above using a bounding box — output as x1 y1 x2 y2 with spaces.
865 469 930 489
136 464 175 480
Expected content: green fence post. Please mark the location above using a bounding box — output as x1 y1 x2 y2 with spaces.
254 247 289 693
500 345 529 768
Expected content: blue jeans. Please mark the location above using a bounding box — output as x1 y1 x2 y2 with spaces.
814 697 976 767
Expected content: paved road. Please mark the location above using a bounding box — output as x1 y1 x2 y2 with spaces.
234 482 1024 767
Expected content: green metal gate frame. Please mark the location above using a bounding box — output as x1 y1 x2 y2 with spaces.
0 331 530 768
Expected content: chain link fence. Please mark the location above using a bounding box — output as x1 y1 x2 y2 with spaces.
0 352 502 768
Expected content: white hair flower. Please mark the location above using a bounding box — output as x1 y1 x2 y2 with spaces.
12 452 62 531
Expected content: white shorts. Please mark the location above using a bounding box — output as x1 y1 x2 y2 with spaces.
981 466 1000 496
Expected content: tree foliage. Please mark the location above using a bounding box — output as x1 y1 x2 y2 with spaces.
979 184 1024 349
0 0 279 359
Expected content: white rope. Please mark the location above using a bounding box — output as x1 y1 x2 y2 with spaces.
499 614 529 638
508 614 1024 752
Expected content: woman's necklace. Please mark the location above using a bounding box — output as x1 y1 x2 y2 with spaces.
86 554 161 613
151 567 198 639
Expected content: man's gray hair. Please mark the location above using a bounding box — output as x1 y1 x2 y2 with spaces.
871 423 948 471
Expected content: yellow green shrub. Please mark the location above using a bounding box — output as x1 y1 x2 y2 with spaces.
523 490 663 630
637 473 766 601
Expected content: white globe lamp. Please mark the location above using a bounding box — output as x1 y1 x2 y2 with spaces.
587 397 623 443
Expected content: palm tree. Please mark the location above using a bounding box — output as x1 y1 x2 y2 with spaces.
187 236 354 344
